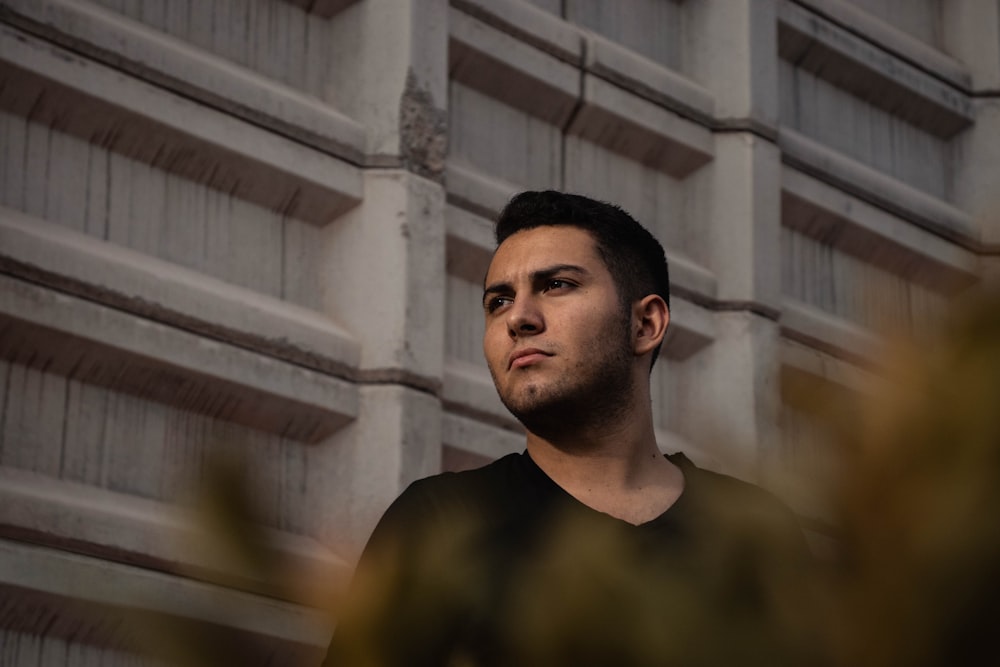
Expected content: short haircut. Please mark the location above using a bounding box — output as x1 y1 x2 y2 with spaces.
495 190 670 367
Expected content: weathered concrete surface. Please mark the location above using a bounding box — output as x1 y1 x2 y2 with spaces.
0 0 997 662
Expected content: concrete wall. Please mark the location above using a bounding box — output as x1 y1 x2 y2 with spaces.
0 0 996 663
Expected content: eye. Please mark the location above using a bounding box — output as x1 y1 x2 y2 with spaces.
485 295 513 314
544 279 573 292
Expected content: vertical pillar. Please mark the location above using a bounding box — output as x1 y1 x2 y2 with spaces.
946 1 1000 262
683 0 784 477
313 0 450 553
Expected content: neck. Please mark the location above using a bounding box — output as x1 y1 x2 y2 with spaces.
523 373 670 490
525 405 684 525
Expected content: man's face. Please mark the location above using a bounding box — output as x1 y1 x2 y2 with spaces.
482 226 634 432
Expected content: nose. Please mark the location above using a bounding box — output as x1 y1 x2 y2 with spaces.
506 294 544 338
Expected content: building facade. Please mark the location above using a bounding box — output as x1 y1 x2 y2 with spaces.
0 0 997 664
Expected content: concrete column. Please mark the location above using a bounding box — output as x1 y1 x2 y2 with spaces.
686 0 780 130
321 170 445 384
678 132 783 483
946 2 1000 250
943 0 1000 92
698 133 783 309
319 384 442 555
680 0 783 480
317 170 446 549
327 0 448 175
954 99 1000 249
674 312 781 481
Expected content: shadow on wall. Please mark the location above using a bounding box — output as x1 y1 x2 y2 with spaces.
141 288 1000 667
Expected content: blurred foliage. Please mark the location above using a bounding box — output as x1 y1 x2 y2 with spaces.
828 289 1000 667
142 291 1000 666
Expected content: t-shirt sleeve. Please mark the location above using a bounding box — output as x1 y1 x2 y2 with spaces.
321 478 474 667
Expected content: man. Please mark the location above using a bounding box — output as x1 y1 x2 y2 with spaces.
324 191 813 666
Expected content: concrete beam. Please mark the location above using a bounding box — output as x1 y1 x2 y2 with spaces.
779 127 978 246
445 161 519 220
441 411 523 464
442 358 516 429
449 6 579 126
583 30 715 126
568 74 714 178
0 25 362 225
794 0 971 89
780 337 876 396
779 0 973 138
0 538 330 660
280 0 361 19
450 0 582 65
780 297 882 365
0 275 358 443
782 167 981 292
0 207 361 379
0 468 348 603
0 0 366 165
663 297 716 362
445 204 494 284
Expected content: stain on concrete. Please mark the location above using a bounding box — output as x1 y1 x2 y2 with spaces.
399 69 447 181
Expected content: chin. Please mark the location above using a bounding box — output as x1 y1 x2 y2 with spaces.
501 386 578 429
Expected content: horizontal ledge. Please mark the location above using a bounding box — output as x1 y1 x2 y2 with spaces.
449 6 579 126
0 206 361 379
666 251 719 304
450 0 582 66
0 25 362 225
779 1 973 138
445 161 518 221
780 337 877 396
442 358 517 429
779 297 882 365
448 3 716 135
569 74 714 178
778 128 978 246
0 275 359 443
789 0 971 89
442 411 523 463
445 204 494 284
278 0 360 19
0 468 349 604
663 297 716 361
3 0 366 165
584 31 715 125
0 537 330 654
781 168 980 293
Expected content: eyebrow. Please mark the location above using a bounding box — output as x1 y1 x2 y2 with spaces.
482 264 590 308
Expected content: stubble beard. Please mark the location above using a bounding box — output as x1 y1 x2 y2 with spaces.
493 314 636 443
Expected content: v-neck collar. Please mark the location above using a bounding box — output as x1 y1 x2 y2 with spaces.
517 449 695 529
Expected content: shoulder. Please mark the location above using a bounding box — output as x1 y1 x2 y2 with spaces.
378 452 528 531
667 452 808 553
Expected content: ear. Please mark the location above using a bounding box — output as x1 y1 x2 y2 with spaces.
633 295 669 358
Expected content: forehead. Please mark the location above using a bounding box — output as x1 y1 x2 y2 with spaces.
485 226 604 282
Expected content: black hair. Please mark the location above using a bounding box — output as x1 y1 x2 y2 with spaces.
495 190 670 367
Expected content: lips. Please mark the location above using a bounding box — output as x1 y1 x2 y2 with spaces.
508 348 552 370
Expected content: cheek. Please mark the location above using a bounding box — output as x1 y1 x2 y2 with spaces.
482 325 503 361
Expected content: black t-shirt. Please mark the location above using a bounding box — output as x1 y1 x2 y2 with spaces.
324 451 816 667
